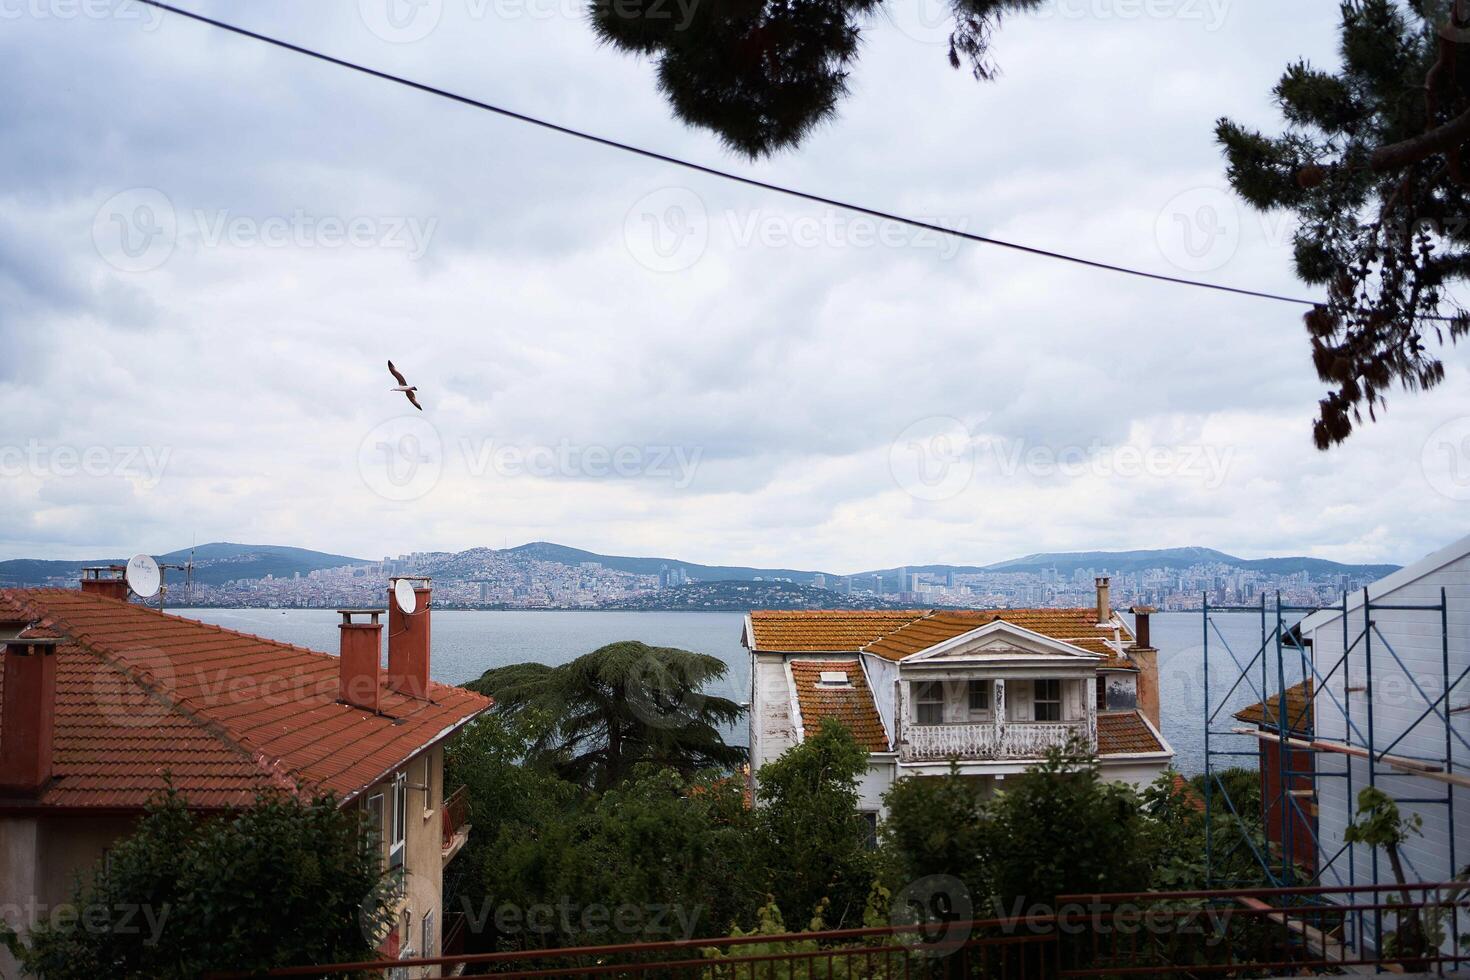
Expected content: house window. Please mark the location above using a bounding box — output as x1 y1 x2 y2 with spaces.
859 811 879 850
967 679 991 718
390 771 407 870
914 681 944 725
1034 679 1062 722
365 792 385 871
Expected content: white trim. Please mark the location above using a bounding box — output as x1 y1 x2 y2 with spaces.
784 659 805 742
854 655 892 751
898 619 1104 664
1298 531 1469 632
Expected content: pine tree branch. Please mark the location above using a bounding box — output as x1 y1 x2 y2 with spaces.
1371 104 1470 171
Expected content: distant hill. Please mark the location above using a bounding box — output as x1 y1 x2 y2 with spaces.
0 543 367 588
1 540 1401 592
507 541 831 583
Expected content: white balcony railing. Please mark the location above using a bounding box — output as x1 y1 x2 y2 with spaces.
901 720 1093 762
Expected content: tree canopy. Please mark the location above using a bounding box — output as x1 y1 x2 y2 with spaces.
466 640 746 791
1218 0 1470 448
593 0 1045 156
2 788 389 980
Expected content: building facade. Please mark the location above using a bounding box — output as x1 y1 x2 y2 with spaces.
0 574 489 977
744 578 1173 816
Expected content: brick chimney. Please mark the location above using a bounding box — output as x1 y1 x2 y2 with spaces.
80 566 129 603
1128 606 1161 730
0 638 59 795
337 609 385 713
1094 576 1111 626
386 578 431 700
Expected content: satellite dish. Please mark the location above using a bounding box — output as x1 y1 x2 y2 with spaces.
125 554 161 599
393 579 417 615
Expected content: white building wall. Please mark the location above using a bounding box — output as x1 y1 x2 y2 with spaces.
1304 545 1469 925
751 652 801 771
864 654 898 745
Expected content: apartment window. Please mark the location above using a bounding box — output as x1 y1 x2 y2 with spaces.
390 771 407 870
421 756 436 817
422 909 436 958
365 792 385 871
914 681 944 725
1034 679 1062 722
967 679 991 718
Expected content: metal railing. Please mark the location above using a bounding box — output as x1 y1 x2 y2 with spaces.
210 881 1468 978
442 785 470 852
902 721 1092 762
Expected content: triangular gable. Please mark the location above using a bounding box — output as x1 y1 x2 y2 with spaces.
897 618 1104 664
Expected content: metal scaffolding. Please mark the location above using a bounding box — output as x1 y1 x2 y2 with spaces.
1201 589 1464 956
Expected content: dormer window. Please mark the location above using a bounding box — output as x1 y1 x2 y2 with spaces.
818 670 851 687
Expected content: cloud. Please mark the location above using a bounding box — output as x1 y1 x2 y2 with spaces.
1 0 1466 568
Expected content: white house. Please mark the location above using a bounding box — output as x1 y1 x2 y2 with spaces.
744 578 1174 818
1293 532 1469 946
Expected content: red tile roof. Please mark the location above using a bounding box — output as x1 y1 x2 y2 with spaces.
1096 710 1167 756
1233 680 1313 735
0 589 491 811
745 611 928 653
788 661 889 751
748 609 1137 668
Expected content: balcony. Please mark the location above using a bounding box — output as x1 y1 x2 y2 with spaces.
441 785 470 865
901 720 1092 763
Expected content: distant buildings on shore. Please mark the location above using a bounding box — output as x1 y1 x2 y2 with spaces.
24 551 1381 612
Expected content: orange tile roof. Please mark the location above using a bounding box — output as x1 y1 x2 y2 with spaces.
746 611 928 653
1233 680 1313 734
1096 710 1167 755
747 609 1137 667
789 661 889 752
1170 772 1206 812
0 589 491 811
860 609 1136 668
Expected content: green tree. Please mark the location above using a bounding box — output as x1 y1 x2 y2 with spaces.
1217 0 1470 448
986 748 1154 907
591 0 1044 156
4 788 389 980
752 720 877 928
879 764 995 903
1344 786 1430 963
467 641 746 791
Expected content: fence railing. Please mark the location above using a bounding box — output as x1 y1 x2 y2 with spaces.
209 881 1468 978
442 784 470 852
902 720 1092 762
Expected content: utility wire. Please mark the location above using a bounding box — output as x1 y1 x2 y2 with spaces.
131 0 1324 310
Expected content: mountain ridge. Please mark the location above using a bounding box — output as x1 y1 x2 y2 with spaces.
0 540 1401 588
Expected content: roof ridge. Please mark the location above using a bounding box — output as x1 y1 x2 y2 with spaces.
857 610 934 654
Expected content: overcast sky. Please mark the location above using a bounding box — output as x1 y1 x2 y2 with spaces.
2 0 1467 571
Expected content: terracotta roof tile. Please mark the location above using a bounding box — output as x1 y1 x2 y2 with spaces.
860 609 1137 668
1233 680 1312 734
746 611 928 653
789 660 889 751
1096 710 1167 755
748 609 1137 667
0 589 492 811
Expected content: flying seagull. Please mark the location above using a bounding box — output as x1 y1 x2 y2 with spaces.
387 360 422 411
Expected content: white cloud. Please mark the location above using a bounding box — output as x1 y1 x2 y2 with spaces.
1 0 1466 568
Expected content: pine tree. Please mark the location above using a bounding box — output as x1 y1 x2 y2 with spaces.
1218 0 1470 448
591 0 1044 157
